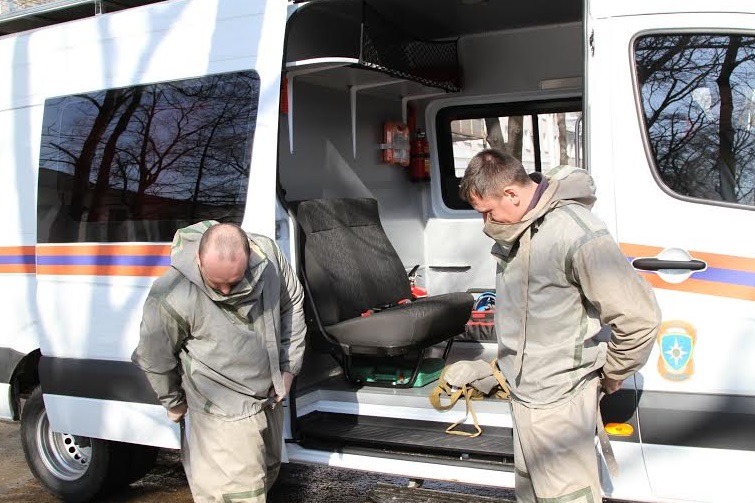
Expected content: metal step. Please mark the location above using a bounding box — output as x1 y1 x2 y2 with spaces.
366 483 511 503
296 411 514 464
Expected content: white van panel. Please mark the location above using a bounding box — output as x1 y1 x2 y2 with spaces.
641 444 755 503
0 105 40 360
591 0 755 19
1 0 287 443
36 274 152 359
0 384 12 420
591 6 755 501
1 0 268 107
43 394 180 449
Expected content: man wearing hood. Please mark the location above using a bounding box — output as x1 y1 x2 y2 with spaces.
460 149 660 503
132 221 306 502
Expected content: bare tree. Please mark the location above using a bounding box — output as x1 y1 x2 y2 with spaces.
557 113 568 165
636 34 755 205
484 116 524 160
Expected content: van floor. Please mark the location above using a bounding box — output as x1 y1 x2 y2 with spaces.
293 341 514 468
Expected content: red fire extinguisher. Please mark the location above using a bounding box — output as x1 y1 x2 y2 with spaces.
410 129 430 181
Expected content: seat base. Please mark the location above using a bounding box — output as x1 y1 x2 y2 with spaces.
349 356 445 388
340 339 454 388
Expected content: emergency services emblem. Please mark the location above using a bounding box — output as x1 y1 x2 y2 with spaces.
657 321 696 381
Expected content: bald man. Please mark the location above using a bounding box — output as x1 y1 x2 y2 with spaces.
132 221 306 502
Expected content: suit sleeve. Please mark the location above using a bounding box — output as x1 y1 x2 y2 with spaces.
571 233 661 380
273 244 306 376
131 292 187 410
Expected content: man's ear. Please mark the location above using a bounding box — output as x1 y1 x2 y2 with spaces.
195 252 201 268
502 186 520 204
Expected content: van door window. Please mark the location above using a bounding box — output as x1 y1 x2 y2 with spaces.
436 99 582 209
635 34 755 208
36 70 260 243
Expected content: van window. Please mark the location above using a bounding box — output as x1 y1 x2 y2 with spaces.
436 99 582 209
37 71 260 243
635 34 755 208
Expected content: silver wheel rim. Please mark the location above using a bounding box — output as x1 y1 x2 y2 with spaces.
34 408 91 481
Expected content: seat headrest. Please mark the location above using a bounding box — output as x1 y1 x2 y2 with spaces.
297 198 380 234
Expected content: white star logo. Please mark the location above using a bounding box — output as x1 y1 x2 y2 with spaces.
665 337 688 366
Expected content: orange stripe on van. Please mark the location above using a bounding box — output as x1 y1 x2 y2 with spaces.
0 246 35 255
621 243 755 301
619 243 755 273
34 243 171 277
38 244 172 256
0 246 36 274
637 273 755 302
0 264 36 274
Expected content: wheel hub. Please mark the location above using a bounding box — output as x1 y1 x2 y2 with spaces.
35 410 91 481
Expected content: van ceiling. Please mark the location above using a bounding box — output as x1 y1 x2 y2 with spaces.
302 0 583 40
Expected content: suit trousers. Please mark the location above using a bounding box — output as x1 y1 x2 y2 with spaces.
181 404 284 503
511 376 602 503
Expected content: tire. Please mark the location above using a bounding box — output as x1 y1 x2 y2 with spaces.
108 441 160 489
20 387 111 502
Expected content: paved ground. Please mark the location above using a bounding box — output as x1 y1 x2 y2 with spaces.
0 421 518 502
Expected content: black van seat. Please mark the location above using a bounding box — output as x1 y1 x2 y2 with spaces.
296 197 473 387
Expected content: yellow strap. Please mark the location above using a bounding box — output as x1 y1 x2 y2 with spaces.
444 386 483 438
490 359 510 399
429 381 463 411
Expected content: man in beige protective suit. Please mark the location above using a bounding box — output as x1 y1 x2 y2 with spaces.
459 150 661 503
132 221 306 502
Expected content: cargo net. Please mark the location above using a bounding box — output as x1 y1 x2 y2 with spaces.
358 3 460 92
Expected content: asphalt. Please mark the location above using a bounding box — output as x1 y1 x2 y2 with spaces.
0 421 518 502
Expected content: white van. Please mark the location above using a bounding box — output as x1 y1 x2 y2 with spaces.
1 0 754 501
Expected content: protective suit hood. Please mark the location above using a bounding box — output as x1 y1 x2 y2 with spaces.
484 165 596 258
169 221 268 306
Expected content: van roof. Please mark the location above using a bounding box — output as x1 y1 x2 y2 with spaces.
0 0 164 37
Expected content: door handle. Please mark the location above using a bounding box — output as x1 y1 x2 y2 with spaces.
630 248 707 284
631 258 706 272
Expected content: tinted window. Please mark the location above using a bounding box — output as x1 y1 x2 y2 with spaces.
437 99 582 209
37 71 260 243
636 35 755 207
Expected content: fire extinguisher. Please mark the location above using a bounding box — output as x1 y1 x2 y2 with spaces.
410 129 430 181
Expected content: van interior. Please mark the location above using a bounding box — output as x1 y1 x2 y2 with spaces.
279 0 585 470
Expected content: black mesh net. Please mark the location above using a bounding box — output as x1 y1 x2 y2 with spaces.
358 4 461 92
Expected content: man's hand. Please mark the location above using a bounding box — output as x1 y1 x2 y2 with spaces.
602 377 623 395
167 402 187 422
280 371 295 400
269 371 296 402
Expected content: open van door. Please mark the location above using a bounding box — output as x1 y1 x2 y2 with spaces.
588 2 755 501
8 0 287 499
582 3 657 501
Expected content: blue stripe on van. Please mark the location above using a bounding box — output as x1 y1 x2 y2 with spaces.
36 254 170 267
0 255 35 265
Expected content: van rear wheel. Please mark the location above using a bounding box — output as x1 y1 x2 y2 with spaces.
21 387 111 502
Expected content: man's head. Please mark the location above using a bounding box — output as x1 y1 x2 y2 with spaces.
459 149 537 224
196 223 251 295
